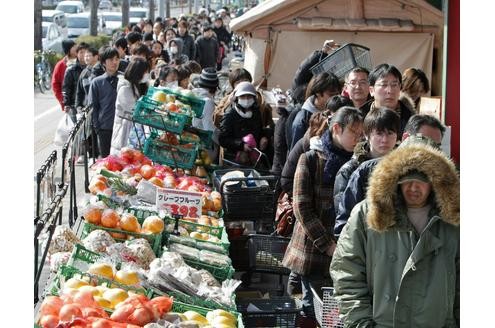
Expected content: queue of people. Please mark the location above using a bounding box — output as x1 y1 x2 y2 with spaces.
51 12 459 327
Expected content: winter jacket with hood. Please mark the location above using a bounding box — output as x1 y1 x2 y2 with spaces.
168 38 189 64
282 130 353 276
333 141 372 212
271 105 294 175
288 95 318 150
360 97 415 137
110 77 139 155
330 143 459 328
178 31 196 60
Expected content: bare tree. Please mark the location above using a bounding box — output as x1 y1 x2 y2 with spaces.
34 0 42 51
90 0 99 36
149 0 155 22
122 0 129 29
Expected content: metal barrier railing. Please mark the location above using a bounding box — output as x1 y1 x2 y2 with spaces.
35 150 57 223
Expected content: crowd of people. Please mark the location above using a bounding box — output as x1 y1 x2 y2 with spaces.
50 14 459 327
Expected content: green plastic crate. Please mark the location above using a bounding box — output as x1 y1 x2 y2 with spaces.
171 300 244 328
149 286 237 312
81 222 162 257
143 133 198 170
163 216 225 239
67 243 108 269
183 257 235 282
182 127 214 150
147 86 206 118
163 229 230 254
133 96 190 133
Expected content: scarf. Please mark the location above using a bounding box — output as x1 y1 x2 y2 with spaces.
321 130 354 185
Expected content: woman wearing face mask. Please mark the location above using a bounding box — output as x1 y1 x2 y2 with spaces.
110 58 150 155
167 38 189 64
154 66 179 89
219 81 270 166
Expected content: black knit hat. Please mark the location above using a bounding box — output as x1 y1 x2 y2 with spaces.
198 67 219 89
62 39 76 55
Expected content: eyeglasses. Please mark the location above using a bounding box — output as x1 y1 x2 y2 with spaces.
346 80 368 88
346 127 364 140
375 81 401 89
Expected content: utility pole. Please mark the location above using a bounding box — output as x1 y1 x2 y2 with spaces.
166 0 170 18
90 0 99 36
122 0 129 28
158 0 165 19
34 0 42 51
188 0 192 14
149 0 155 22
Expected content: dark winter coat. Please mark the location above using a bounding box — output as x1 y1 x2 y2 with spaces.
333 141 372 214
287 96 318 150
62 60 86 109
75 65 93 108
290 50 328 93
280 136 310 194
271 106 292 175
194 36 219 69
218 104 265 161
282 131 353 276
178 31 196 60
88 72 119 131
213 25 231 46
330 144 459 328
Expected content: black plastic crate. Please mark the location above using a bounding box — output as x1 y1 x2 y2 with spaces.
310 43 372 79
248 234 291 275
213 169 279 221
237 298 300 328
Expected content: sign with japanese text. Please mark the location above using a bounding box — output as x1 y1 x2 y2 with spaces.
156 188 202 218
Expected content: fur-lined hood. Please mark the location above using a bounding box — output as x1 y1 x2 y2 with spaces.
366 144 459 232
399 92 417 114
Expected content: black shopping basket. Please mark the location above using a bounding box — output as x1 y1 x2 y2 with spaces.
310 43 372 79
237 297 301 328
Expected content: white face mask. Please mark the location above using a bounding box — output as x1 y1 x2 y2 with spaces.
165 81 178 89
238 98 255 108
140 73 150 84
170 47 178 54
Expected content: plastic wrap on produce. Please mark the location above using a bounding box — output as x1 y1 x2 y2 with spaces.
137 179 157 204
124 238 157 270
82 229 115 253
199 250 231 267
168 243 200 260
49 252 71 273
45 224 81 255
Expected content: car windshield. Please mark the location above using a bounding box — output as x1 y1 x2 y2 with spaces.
68 17 89 28
42 26 48 38
56 5 79 14
130 11 146 18
104 15 121 21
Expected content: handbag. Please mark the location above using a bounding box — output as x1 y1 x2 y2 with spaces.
275 191 295 237
53 113 75 147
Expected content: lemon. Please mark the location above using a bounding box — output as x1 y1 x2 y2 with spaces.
182 311 208 325
88 263 114 279
114 270 140 286
102 288 128 308
64 277 89 289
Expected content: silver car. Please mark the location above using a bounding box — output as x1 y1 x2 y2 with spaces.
42 22 64 53
67 12 103 39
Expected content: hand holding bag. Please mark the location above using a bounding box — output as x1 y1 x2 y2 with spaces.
53 113 75 147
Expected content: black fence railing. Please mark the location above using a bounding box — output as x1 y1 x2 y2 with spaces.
35 150 57 223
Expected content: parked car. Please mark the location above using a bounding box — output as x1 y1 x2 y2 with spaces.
67 12 103 39
42 10 68 38
101 12 122 35
55 0 85 14
129 7 148 24
98 0 113 11
42 22 64 53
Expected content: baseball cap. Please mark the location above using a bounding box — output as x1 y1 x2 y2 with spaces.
398 170 429 184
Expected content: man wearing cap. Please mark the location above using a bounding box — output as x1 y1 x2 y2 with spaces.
194 24 219 69
289 40 340 104
219 81 270 166
330 140 459 327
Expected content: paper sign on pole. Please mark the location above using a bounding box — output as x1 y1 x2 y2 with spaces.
156 188 202 218
419 96 443 122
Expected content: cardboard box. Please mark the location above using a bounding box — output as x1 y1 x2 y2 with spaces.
419 96 443 122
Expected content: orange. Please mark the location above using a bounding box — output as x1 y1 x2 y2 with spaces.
83 207 102 225
101 209 120 228
119 213 141 233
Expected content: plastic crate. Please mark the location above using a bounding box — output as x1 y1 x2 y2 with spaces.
183 127 214 150
164 229 230 254
132 96 190 133
163 216 225 239
310 43 372 79
248 234 291 275
312 286 344 328
237 297 300 328
213 169 279 221
147 86 206 118
148 286 237 312
171 300 244 328
183 257 235 282
66 243 110 272
143 132 198 169
81 222 162 257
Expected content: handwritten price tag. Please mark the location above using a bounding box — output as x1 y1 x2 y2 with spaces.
156 188 202 218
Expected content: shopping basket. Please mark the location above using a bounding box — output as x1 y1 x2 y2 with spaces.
311 286 344 328
237 297 300 328
310 43 372 79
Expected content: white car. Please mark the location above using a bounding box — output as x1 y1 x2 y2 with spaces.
42 10 68 38
55 0 85 14
67 12 102 39
98 0 112 11
129 7 147 24
101 12 122 35
42 22 64 53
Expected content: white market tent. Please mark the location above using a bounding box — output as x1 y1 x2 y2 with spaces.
230 0 444 95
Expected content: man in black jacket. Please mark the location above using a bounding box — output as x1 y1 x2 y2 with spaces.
290 40 340 104
195 25 219 69
178 20 195 60
63 42 89 123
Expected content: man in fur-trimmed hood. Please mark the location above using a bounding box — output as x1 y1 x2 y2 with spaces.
330 142 460 328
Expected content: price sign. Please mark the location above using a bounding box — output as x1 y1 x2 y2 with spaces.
156 188 202 218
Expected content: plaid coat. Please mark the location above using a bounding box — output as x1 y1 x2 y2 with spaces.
282 150 335 276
